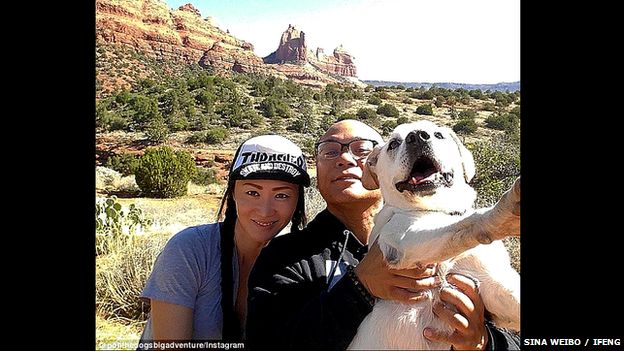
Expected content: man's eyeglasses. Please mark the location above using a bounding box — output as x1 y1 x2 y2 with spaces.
315 139 378 160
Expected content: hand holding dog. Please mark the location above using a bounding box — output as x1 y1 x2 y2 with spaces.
354 242 441 303
424 273 488 350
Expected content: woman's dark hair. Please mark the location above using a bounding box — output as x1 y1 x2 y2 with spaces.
217 163 307 341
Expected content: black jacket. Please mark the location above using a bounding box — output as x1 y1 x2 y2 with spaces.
247 209 520 350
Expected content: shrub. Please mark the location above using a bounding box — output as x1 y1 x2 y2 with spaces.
381 120 397 135
396 116 409 125
485 113 519 131
205 127 229 144
453 119 478 134
191 167 218 186
145 116 169 143
471 136 520 207
434 97 444 108
356 108 377 120
416 104 433 115
288 114 317 134
336 112 357 121
135 146 197 198
509 105 520 118
459 109 478 120
367 95 382 105
319 115 336 132
376 103 399 117
482 102 496 111
106 153 139 176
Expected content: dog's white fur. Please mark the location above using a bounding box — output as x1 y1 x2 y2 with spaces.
348 121 520 350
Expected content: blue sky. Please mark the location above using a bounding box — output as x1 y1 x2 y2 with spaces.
164 0 519 84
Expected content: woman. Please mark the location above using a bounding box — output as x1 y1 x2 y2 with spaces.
137 135 310 346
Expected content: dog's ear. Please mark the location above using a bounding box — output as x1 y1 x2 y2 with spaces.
446 128 476 182
361 144 382 190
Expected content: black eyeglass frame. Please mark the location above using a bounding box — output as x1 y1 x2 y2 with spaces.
314 138 379 160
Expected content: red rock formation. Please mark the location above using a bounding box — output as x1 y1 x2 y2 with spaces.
313 45 358 77
96 0 263 67
96 0 362 88
265 25 358 78
264 24 307 63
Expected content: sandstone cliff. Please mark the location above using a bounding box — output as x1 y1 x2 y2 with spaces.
264 25 358 78
96 0 361 89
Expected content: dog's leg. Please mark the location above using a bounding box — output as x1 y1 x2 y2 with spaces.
379 177 520 269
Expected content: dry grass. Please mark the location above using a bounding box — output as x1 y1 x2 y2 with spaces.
116 192 223 228
96 313 144 350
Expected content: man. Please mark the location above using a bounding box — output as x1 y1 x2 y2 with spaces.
246 120 520 350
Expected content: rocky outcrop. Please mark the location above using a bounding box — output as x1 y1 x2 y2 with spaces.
96 0 362 88
313 45 357 77
96 0 265 67
264 24 307 63
265 25 358 78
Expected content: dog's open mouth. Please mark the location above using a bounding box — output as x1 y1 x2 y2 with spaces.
395 156 453 193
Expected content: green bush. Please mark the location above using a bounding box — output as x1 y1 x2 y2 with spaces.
206 127 229 144
377 103 399 117
381 120 397 136
356 108 377 120
510 105 520 118
482 102 496 111
105 153 139 176
319 115 336 132
459 109 478 120
191 166 218 186
259 96 291 118
471 136 520 207
336 112 357 121
485 113 519 131
453 119 478 134
416 104 433 115
434 97 444 108
367 95 382 105
145 116 169 143
135 146 197 198
397 116 409 125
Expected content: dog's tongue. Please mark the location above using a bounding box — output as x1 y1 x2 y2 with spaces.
409 171 437 185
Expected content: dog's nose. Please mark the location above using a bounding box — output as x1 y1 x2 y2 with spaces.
406 130 430 145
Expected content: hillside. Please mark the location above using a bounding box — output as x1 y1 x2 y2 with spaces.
96 0 361 94
364 80 520 92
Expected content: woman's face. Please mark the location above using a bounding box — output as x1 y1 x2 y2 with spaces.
233 179 300 245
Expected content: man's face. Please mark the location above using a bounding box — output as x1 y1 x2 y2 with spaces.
315 120 383 206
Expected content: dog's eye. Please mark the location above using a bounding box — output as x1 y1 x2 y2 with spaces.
434 132 444 139
387 140 400 150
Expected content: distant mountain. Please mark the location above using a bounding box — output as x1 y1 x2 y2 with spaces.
363 80 520 92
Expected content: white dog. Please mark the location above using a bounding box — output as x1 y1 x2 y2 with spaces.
348 120 520 350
